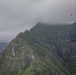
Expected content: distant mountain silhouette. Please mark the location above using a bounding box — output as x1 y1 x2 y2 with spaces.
0 42 9 53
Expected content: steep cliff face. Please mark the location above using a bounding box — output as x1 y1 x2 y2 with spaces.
33 22 76 75
33 22 76 61
0 22 76 75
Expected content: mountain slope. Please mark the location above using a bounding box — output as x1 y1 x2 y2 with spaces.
0 22 76 75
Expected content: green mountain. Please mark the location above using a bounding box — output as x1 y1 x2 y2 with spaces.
0 22 76 75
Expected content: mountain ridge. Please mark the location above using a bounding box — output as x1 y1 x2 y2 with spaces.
0 22 76 75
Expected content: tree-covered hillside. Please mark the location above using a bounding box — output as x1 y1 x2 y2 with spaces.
0 22 76 75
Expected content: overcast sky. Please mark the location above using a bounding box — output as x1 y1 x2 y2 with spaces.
0 0 76 42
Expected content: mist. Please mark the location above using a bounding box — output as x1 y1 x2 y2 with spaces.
0 0 76 42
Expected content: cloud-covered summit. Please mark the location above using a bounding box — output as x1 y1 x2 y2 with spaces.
0 0 76 42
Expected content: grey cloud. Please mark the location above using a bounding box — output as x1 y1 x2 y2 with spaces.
0 0 76 42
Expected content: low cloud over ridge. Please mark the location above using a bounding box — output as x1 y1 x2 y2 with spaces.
0 0 76 42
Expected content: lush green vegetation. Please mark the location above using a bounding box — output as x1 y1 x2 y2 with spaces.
0 22 76 75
